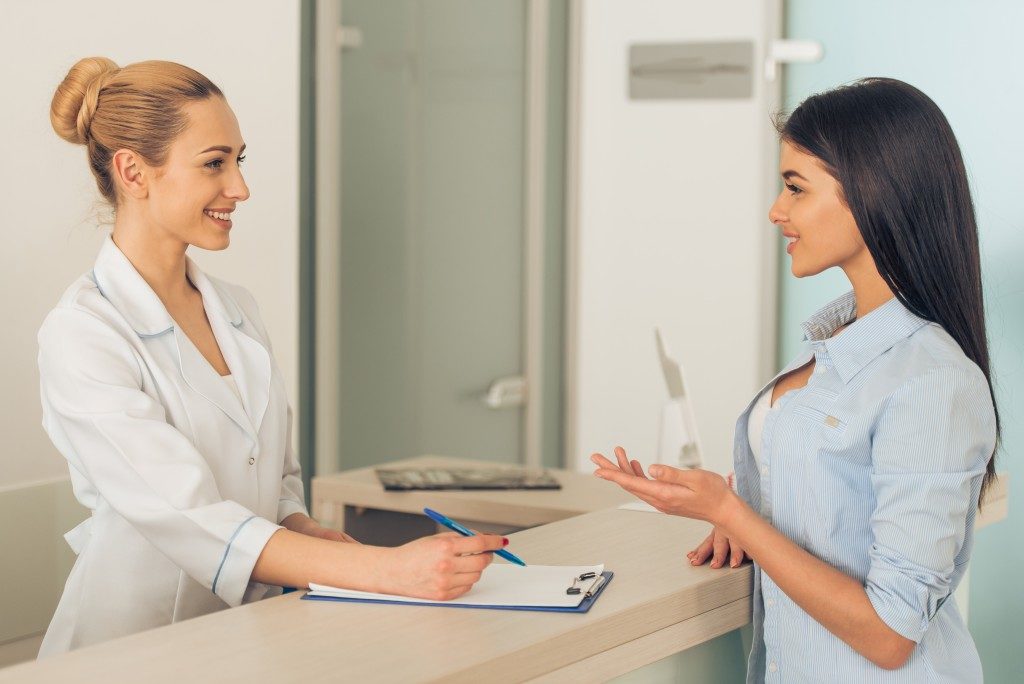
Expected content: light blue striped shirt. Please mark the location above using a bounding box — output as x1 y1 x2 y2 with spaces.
735 291 996 682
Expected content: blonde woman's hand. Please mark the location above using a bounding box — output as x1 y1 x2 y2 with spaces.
379 532 505 601
687 527 747 569
310 526 361 544
281 512 361 543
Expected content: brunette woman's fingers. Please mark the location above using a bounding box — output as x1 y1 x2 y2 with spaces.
711 532 730 568
730 544 745 568
690 532 715 565
614 446 632 474
630 459 648 478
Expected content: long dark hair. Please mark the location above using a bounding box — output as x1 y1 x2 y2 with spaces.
776 77 999 504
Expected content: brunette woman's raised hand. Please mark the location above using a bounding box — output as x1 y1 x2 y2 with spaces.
590 446 742 527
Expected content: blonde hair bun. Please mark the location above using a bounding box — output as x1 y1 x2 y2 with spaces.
49 57 222 204
50 56 120 145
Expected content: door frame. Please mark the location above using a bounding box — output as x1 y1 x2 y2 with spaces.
561 0 784 471
312 0 555 474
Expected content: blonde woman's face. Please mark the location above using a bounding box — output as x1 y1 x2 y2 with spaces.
144 97 250 251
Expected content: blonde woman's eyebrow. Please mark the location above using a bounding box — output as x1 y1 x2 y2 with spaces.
196 143 246 156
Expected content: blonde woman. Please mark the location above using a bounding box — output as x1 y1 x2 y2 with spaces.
39 57 503 656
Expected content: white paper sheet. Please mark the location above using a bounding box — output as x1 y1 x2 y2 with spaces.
618 502 659 513
308 563 605 608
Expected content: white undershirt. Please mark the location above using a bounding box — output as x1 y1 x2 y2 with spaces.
222 373 242 402
747 383 776 466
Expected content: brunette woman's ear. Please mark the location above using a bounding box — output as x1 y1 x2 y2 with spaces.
111 149 148 200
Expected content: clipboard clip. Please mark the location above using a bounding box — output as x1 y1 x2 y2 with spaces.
585 575 607 598
566 571 599 595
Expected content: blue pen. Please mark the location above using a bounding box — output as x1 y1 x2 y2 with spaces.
423 507 527 566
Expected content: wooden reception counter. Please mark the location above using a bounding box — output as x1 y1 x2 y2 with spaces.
0 475 1006 683
0 508 751 683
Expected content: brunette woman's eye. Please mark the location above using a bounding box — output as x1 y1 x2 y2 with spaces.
205 159 224 170
786 183 803 195
237 154 246 164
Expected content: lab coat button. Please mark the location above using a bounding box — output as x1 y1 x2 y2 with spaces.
248 457 255 465
769 662 778 673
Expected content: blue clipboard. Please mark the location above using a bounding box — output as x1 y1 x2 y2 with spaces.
301 571 614 613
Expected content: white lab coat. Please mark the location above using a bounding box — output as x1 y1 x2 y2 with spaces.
36 236 307 657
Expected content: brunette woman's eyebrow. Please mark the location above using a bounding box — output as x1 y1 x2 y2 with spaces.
196 143 247 156
782 170 808 181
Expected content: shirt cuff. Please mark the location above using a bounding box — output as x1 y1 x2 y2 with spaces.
867 589 925 642
865 562 939 643
211 515 282 608
277 497 309 525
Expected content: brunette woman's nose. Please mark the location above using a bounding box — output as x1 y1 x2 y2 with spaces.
768 194 788 225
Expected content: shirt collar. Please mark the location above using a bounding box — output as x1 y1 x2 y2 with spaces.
800 290 929 384
92 235 242 337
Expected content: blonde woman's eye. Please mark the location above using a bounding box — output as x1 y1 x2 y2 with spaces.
205 159 224 170
237 154 246 164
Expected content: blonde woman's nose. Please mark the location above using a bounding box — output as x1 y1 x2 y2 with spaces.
227 173 250 202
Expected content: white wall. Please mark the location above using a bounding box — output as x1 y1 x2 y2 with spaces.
568 0 781 475
0 0 301 489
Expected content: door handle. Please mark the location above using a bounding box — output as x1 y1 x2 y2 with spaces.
336 25 364 51
764 39 823 81
482 376 527 409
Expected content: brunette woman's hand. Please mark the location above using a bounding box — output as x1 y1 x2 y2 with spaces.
379 532 505 601
591 446 744 527
687 527 747 569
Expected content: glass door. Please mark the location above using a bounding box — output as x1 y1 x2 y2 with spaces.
331 0 566 471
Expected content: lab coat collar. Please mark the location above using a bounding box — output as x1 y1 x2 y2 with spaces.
92 235 270 441
91 235 244 336
92 236 174 337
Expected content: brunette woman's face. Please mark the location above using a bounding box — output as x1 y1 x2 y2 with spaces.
769 141 868 278
143 96 250 251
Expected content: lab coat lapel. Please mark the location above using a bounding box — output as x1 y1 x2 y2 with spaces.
185 258 272 437
173 325 257 442
211 313 272 435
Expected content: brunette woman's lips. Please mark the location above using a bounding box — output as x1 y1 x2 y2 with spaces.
782 232 799 254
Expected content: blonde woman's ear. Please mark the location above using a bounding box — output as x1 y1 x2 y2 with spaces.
111 149 148 199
